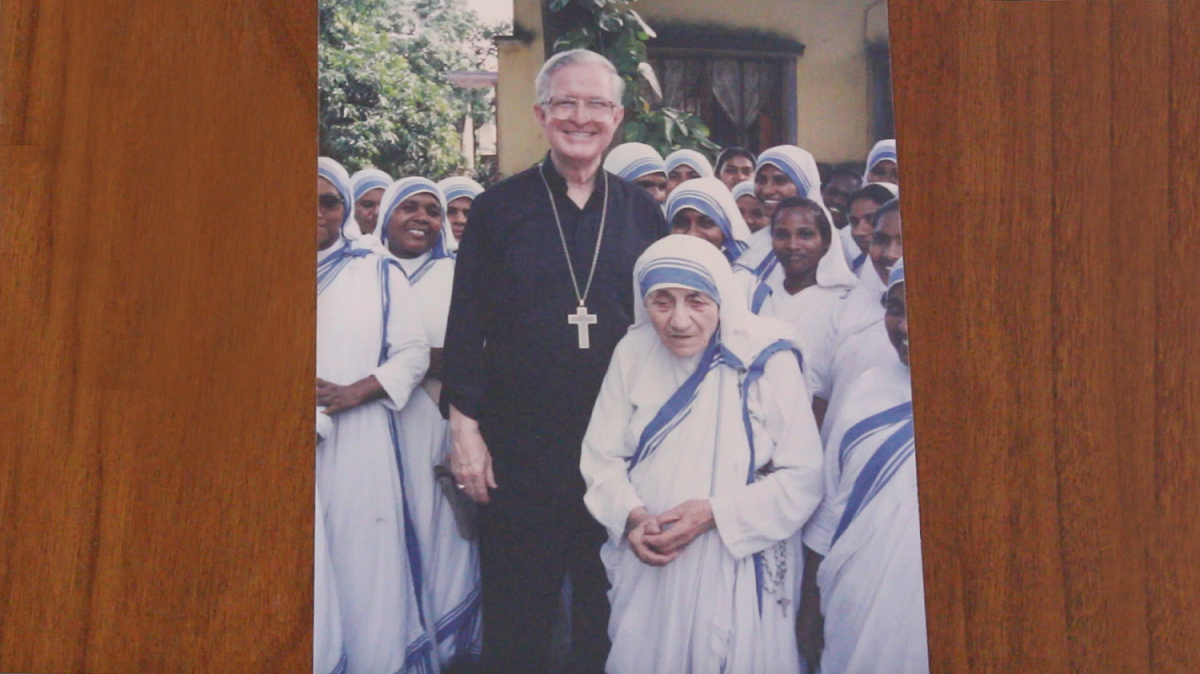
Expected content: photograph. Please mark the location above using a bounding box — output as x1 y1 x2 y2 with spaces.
315 0 923 672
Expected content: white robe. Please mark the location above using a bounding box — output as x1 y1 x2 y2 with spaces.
315 482 348 674
815 361 928 674
757 274 851 403
582 324 825 674
393 251 483 666
317 246 434 674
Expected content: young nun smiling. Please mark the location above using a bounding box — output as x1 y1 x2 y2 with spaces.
580 234 824 674
316 158 435 674
738 144 828 281
846 182 899 278
733 179 768 234
604 142 669 206
377 176 483 668
664 148 714 196
665 176 752 264
437 175 484 249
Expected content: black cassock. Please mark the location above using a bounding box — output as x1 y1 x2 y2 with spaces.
442 154 667 674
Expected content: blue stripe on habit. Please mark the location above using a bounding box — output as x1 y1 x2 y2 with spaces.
831 417 915 547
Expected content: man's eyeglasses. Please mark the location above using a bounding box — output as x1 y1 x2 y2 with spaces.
541 97 618 121
318 194 345 211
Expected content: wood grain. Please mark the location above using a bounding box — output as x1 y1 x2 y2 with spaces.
1 2 316 672
3 0 1199 672
891 0 1200 672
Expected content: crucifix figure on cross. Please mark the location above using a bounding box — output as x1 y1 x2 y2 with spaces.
568 304 598 349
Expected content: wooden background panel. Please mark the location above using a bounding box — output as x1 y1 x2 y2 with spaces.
892 0 1200 672
0 1 316 672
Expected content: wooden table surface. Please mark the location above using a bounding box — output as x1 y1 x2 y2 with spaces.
2 0 1197 671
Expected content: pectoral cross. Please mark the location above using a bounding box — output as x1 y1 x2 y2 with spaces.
568 305 597 349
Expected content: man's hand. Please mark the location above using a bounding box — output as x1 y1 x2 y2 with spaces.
627 509 680 567
449 405 497 504
641 499 715 555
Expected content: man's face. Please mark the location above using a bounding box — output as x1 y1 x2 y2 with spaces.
771 206 829 282
633 172 668 204
848 197 884 256
718 156 754 190
533 63 623 166
754 165 799 220
867 159 899 185
666 164 702 196
354 187 385 235
645 287 720 358
883 283 909 366
736 194 768 233
670 208 725 250
870 209 903 284
318 177 344 251
445 196 473 242
387 193 443 259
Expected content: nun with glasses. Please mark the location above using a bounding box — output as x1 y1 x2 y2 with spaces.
437 175 485 248
581 235 825 674
664 148 715 197
378 177 483 668
665 176 752 265
604 142 669 206
316 158 434 674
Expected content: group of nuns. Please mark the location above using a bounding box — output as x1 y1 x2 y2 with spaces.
315 134 922 674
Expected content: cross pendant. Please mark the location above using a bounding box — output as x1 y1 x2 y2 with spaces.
567 304 597 349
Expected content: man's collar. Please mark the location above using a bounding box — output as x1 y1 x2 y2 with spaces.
541 151 607 196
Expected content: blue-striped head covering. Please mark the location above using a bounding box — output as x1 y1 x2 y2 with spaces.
638 255 723 307
755 145 820 198
377 177 452 259
887 257 905 292
437 176 484 204
665 149 714 179
731 179 757 202
318 157 354 235
864 139 898 183
604 143 667 182
350 168 393 203
665 177 751 263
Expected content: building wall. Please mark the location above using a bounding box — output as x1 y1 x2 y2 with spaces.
496 0 888 175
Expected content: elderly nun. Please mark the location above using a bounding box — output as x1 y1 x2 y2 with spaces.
437 175 484 249
581 234 825 674
605 142 669 205
813 259 928 674
665 176 752 264
664 148 715 196
316 158 435 674
378 177 483 667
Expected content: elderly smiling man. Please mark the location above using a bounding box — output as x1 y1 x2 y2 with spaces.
441 49 668 674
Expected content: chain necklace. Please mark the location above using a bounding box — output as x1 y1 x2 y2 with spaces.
538 160 608 349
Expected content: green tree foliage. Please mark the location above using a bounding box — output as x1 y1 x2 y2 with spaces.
319 0 505 178
548 0 720 160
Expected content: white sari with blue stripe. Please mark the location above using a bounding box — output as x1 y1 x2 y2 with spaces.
581 236 825 674
317 173 435 673
815 359 928 674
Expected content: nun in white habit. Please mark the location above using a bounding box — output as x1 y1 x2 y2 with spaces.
665 176 752 264
437 175 484 252
664 148 715 196
347 168 393 248
316 412 347 674
581 235 825 674
317 157 436 674
605 142 669 207
815 260 928 674
378 177 483 667
863 138 899 185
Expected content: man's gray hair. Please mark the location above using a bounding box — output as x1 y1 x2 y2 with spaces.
534 49 625 105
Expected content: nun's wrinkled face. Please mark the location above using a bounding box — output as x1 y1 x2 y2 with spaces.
445 196 473 242
772 206 830 281
883 283 909 366
736 194 768 233
633 172 668 205
670 208 725 250
388 192 443 259
667 164 702 195
870 209 903 284
867 159 899 185
354 187 385 236
754 165 799 220
718 156 755 190
318 177 344 251
848 196 885 256
645 287 720 358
